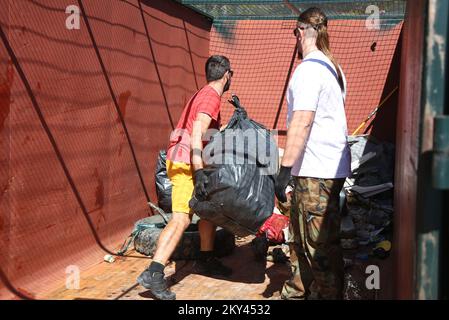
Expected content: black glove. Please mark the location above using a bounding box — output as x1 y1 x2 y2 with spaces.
275 166 292 203
193 169 209 200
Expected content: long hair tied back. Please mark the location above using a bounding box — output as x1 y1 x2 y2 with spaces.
299 8 344 91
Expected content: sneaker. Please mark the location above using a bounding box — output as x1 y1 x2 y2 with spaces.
137 269 176 300
194 257 233 277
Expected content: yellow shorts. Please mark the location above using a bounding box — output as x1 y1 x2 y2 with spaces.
166 160 194 214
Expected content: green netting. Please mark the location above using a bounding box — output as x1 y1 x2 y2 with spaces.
176 0 405 21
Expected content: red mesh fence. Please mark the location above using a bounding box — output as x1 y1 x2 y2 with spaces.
210 19 403 146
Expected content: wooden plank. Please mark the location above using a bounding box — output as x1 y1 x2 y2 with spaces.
42 237 290 300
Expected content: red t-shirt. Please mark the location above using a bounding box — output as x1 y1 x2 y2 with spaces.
167 85 221 164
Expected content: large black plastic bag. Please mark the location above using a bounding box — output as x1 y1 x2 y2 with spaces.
189 95 279 237
155 150 172 213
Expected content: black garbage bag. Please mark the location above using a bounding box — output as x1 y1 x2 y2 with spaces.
189 95 279 237
155 150 172 213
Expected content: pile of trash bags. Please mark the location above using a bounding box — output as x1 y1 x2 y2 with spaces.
340 135 395 257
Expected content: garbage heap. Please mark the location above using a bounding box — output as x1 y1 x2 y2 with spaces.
338 135 395 299
340 135 395 258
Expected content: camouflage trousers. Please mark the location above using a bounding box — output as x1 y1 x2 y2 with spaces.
281 177 345 300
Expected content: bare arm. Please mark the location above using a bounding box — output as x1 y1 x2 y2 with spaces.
191 112 213 172
281 110 315 167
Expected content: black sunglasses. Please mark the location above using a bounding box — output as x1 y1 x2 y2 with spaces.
293 25 316 37
227 70 234 77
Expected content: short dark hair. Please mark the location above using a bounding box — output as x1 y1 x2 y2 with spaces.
205 55 231 82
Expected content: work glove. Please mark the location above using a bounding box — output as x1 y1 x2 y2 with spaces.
193 169 209 200
275 166 292 203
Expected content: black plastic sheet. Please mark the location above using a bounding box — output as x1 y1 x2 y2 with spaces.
155 150 172 213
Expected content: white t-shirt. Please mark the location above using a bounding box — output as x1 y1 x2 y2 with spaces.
286 50 351 179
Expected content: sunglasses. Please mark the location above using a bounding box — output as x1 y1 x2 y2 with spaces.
293 24 316 37
227 70 234 77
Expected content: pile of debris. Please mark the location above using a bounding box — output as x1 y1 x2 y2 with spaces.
341 135 395 260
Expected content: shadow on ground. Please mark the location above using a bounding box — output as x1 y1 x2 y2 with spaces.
138 237 291 299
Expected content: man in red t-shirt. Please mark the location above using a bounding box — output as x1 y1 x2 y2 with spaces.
137 56 234 300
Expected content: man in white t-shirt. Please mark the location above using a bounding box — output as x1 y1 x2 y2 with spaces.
275 7 351 300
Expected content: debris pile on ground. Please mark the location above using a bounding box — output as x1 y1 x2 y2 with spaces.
341 135 395 252
341 135 395 300
251 206 290 262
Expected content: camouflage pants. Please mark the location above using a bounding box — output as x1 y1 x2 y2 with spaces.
281 177 345 300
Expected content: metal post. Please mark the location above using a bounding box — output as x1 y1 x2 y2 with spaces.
416 0 448 300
